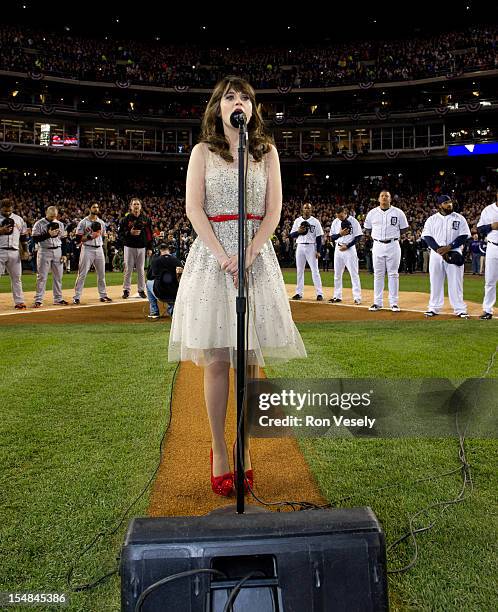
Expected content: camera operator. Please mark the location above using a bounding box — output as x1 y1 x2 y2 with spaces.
146 243 183 319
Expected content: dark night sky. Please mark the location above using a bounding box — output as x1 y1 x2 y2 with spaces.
2 1 496 44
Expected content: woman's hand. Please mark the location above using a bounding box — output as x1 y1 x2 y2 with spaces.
245 245 256 269
221 247 257 273
220 254 238 275
220 247 258 289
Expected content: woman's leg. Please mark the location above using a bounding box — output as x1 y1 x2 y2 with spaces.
204 360 230 476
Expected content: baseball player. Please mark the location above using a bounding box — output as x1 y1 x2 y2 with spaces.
421 195 471 318
118 198 154 299
476 191 498 319
328 206 363 304
73 202 112 304
0 197 29 309
363 191 409 311
31 206 68 307
290 203 324 301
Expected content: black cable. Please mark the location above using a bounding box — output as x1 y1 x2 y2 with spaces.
135 568 226 612
384 344 497 573
222 571 268 612
240 280 498 570
66 360 180 592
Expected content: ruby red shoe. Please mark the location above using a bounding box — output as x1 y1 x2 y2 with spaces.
233 443 254 493
210 449 233 497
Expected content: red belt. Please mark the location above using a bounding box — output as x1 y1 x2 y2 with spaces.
208 214 264 222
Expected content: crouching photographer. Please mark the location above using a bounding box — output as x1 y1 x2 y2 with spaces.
146 243 183 319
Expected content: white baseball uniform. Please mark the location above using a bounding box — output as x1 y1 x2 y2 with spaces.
421 211 470 315
0 212 27 305
330 215 363 301
363 205 409 307
477 202 498 315
291 215 324 297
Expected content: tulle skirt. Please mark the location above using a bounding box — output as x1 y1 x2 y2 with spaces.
168 237 307 368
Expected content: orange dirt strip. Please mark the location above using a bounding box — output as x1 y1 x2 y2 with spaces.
147 364 326 516
0 296 467 325
0 281 486 323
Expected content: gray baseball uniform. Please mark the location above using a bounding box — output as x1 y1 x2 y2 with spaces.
124 247 146 293
74 216 108 300
0 212 27 305
32 217 66 303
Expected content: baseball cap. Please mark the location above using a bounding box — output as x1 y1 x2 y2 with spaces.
437 194 452 205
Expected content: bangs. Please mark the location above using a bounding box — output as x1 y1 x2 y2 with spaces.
222 78 254 98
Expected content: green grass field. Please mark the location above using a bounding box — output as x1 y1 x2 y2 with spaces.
0 324 174 612
0 269 487 304
267 321 498 612
1 321 496 611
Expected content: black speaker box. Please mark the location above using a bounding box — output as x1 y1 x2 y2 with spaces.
120 507 388 611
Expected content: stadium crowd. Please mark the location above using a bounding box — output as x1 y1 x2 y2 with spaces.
0 168 493 274
1 25 497 88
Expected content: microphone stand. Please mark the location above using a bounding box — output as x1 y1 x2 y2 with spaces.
236 121 247 514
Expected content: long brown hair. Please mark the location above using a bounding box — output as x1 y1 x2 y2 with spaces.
199 75 273 163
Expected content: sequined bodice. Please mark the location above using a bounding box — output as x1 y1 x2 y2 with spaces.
204 148 267 217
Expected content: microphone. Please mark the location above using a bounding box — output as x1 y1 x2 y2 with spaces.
230 110 247 129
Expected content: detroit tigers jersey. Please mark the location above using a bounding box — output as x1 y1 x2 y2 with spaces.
290 216 324 244
32 218 67 249
477 203 498 243
330 215 363 245
76 216 106 247
422 212 470 252
0 213 27 250
363 206 409 240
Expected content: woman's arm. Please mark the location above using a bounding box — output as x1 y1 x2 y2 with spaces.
185 143 229 266
247 144 282 265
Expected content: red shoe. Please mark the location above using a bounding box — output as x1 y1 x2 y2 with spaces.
233 443 254 493
210 449 233 497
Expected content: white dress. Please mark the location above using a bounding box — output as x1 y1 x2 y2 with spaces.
168 145 307 368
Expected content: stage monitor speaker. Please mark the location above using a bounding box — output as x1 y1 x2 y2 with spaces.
120 507 388 611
